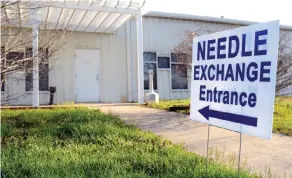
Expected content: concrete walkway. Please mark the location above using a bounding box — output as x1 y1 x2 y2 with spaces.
94 105 292 177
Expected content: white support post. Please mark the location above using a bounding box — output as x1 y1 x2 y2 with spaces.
136 13 144 104
145 70 159 103
126 23 133 102
32 12 39 107
149 70 154 93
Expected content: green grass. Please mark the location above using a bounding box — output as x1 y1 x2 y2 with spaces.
147 99 190 114
1 108 255 178
273 97 292 136
147 97 292 136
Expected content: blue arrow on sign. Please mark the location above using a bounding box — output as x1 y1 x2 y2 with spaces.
198 105 258 127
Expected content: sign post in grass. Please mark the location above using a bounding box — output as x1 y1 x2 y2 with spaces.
190 20 280 176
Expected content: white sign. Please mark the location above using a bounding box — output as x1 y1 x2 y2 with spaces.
190 21 280 140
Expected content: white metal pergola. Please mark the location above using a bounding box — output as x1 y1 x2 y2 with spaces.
2 0 146 106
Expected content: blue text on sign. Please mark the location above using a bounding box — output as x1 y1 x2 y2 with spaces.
197 29 268 60
194 29 271 108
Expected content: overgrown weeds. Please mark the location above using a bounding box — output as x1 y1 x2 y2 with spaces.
1 107 256 177
207 147 288 178
273 97 292 136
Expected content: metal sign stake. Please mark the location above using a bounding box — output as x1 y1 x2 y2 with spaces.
206 123 210 174
238 131 242 177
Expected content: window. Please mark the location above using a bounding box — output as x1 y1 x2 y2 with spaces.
158 57 170 68
2 50 25 91
171 53 178 62
171 52 188 63
143 52 157 90
25 48 49 91
171 53 188 90
1 47 5 91
6 51 25 65
1 73 4 91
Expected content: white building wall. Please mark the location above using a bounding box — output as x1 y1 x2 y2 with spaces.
139 16 237 100
2 15 292 105
1 25 133 105
56 29 129 103
137 16 292 100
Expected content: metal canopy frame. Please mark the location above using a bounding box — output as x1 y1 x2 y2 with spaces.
2 0 146 106
2 0 146 33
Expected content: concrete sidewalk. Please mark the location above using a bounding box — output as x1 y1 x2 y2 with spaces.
95 105 292 177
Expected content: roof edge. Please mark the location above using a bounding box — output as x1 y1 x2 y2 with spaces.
145 11 292 31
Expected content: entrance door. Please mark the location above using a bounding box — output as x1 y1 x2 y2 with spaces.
74 49 100 102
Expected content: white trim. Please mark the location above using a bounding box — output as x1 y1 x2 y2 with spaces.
126 22 133 102
145 11 292 31
136 13 144 104
50 2 139 15
3 1 146 33
27 91 50 94
16 3 22 27
105 1 132 33
144 89 159 92
65 8 77 29
32 11 40 107
171 89 189 92
158 69 170 71
74 10 88 31
55 7 64 29
104 13 122 32
44 6 50 29
84 11 100 31
95 13 110 32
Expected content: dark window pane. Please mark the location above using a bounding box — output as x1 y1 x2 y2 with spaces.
158 57 170 68
39 63 49 91
39 48 49 60
1 47 4 57
6 52 24 61
6 52 25 66
1 47 5 91
25 48 33 68
25 48 33 58
25 48 49 91
144 63 157 90
25 64 49 91
1 73 4 91
171 64 188 89
25 48 49 62
171 52 188 63
25 72 33 91
143 52 156 62
171 53 178 62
